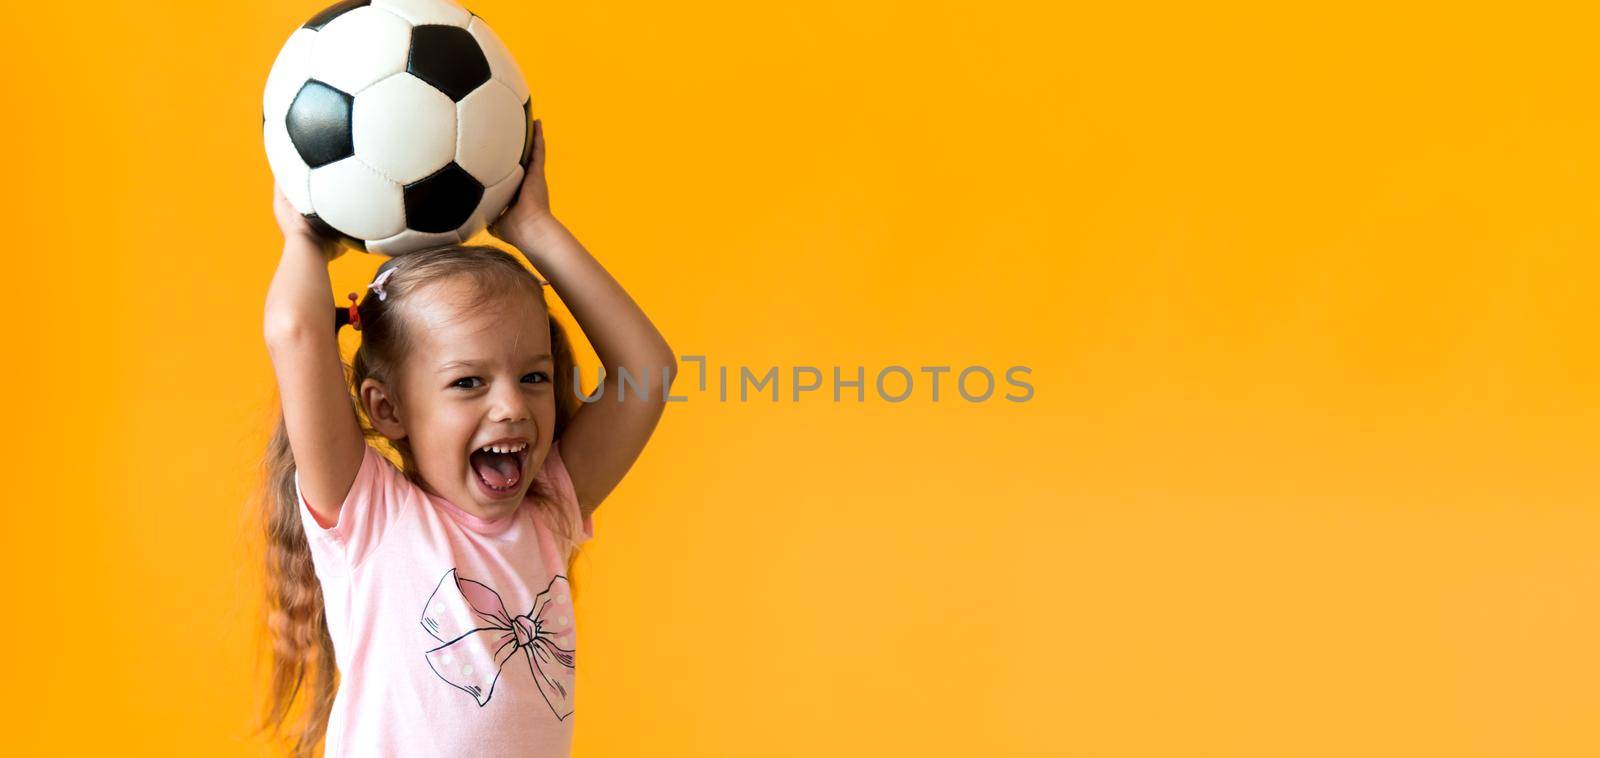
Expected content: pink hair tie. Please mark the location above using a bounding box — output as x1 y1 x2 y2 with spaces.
368 267 397 301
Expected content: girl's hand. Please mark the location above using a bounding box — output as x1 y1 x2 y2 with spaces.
489 119 553 244
273 184 344 262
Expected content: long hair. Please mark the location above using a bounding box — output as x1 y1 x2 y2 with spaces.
253 244 585 756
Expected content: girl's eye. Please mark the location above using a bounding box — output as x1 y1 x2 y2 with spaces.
451 373 547 390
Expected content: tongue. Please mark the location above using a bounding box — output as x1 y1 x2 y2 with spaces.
470 450 521 489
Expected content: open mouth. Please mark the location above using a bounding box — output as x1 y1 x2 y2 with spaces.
469 441 531 497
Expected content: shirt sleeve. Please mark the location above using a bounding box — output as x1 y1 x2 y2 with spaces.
539 439 595 545
295 443 409 570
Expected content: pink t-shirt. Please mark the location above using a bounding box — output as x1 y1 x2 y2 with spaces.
295 439 595 757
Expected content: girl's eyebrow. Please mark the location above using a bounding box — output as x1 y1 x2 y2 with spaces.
436 355 553 372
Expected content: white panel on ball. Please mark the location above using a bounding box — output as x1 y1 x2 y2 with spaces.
354 73 458 184
311 7 413 96
309 158 406 240
454 213 489 244
455 79 525 187
466 16 530 103
367 228 462 256
373 0 471 28
467 164 524 237
263 28 317 125
264 123 314 213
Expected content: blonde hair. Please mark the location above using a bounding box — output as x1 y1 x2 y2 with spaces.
253 245 584 756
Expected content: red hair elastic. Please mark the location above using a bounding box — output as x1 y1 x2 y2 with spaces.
346 293 362 331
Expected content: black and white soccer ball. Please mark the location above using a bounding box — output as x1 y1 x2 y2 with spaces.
262 0 534 255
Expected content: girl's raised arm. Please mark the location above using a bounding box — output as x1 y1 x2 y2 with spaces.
492 121 676 518
263 185 365 527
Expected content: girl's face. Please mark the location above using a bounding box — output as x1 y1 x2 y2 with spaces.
389 278 557 519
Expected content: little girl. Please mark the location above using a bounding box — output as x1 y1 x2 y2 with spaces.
256 119 675 757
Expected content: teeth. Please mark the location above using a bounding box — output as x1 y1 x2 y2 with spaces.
478 442 528 454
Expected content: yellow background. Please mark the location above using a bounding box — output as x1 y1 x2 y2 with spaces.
2 0 1597 755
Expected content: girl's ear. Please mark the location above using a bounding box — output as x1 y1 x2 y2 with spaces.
360 378 407 441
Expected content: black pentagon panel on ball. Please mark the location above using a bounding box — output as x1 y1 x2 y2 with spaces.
404 163 485 233
408 25 491 102
303 0 371 30
304 213 368 252
286 80 355 168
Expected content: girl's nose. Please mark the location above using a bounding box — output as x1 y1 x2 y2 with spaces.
491 384 531 423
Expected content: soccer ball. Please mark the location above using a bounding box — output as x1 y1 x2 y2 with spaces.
262 0 534 255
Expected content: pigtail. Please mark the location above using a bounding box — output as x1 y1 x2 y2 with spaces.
254 411 338 757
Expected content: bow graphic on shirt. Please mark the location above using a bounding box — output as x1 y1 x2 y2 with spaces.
420 568 577 719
